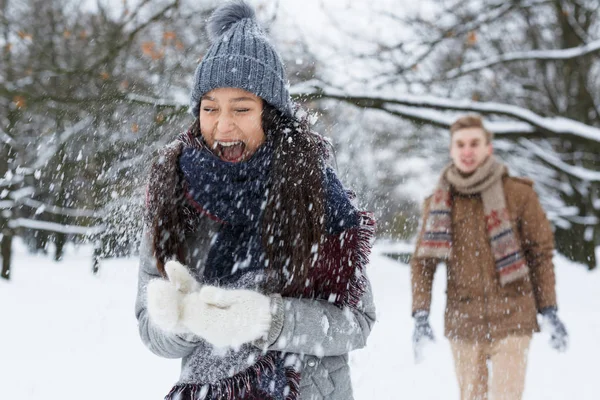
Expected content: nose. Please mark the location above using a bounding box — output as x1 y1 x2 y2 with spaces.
216 112 235 134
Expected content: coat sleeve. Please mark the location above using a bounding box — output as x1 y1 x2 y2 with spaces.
260 275 376 357
411 197 440 315
135 229 202 359
519 186 557 310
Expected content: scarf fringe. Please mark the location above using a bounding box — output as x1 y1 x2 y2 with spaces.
305 210 376 309
283 367 301 400
345 211 376 308
165 353 300 400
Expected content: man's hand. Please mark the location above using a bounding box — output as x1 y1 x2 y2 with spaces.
541 307 568 352
412 310 435 363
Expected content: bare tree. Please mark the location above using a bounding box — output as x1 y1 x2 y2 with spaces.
292 0 600 269
0 0 214 278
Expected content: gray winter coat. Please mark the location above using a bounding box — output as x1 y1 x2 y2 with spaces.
135 217 377 400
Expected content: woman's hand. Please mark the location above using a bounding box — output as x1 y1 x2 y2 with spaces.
181 286 273 348
148 260 273 347
146 260 199 333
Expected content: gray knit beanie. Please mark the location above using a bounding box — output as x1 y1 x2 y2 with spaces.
189 0 292 117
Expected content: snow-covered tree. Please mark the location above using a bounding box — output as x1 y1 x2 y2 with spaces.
0 0 211 278
291 0 600 269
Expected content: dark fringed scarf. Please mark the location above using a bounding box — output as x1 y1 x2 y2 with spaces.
415 156 528 286
165 353 300 400
156 126 375 400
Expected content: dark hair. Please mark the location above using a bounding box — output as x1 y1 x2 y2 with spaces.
145 105 328 293
260 104 327 295
145 131 190 277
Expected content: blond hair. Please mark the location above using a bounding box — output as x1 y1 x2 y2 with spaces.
450 115 493 143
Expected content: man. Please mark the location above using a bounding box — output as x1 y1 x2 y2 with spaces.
410 115 568 400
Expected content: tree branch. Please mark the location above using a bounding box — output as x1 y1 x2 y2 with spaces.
8 218 105 235
443 39 600 79
125 92 187 111
291 80 600 143
385 1 517 79
18 197 103 218
82 0 179 75
0 127 14 145
519 138 600 182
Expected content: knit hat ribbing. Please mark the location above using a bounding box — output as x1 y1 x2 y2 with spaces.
189 0 292 117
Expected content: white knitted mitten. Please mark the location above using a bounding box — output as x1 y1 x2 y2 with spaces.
146 260 200 333
181 285 272 348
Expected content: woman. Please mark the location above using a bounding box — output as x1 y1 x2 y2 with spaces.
135 2 376 399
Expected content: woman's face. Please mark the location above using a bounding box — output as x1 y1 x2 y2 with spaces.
199 87 265 163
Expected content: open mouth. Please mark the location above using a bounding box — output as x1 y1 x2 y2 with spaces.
214 140 246 162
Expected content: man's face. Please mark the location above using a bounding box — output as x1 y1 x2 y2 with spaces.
199 87 265 163
450 127 493 174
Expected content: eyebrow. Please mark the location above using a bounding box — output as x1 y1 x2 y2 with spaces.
230 97 258 103
455 138 481 143
200 95 258 103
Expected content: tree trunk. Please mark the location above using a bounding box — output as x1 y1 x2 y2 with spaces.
1 234 12 280
92 245 101 274
54 232 66 261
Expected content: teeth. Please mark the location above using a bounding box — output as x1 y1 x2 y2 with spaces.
216 140 242 147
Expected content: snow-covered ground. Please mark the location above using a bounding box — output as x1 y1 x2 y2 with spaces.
1 240 598 399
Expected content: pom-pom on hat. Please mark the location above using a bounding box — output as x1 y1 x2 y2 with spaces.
189 0 292 117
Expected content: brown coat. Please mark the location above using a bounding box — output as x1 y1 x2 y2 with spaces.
411 176 557 341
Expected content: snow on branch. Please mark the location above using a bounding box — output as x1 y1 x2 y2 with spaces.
0 174 24 188
291 80 600 143
565 215 599 225
0 200 14 210
381 104 536 136
9 186 35 201
8 218 106 236
519 138 600 182
126 93 185 109
444 39 600 79
18 198 103 218
0 127 14 144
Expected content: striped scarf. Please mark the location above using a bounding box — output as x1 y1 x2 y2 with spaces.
416 156 529 286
